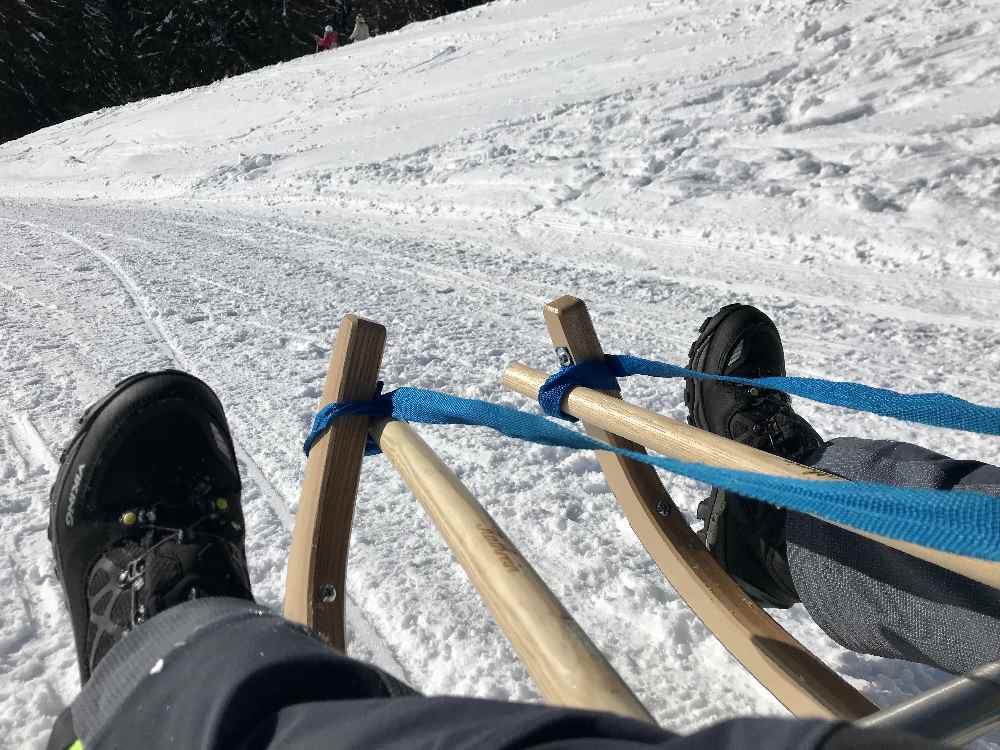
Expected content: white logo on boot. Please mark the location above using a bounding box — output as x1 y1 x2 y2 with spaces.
65 463 86 527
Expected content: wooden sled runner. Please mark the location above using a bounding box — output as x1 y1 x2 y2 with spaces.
283 314 653 720
283 306 1000 746
506 296 876 720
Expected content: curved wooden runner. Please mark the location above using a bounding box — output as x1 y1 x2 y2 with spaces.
510 295 877 720
284 315 386 649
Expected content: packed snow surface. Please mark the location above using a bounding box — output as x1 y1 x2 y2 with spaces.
2 0 999 747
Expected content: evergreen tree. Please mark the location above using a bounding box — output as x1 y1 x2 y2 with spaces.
1 1 68 142
0 0 489 144
1 1 124 141
352 0 483 36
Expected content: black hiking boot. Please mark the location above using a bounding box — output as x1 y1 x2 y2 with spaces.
49 370 254 684
684 304 823 608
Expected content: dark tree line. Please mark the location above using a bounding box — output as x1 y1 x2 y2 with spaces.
352 0 484 40
0 0 487 144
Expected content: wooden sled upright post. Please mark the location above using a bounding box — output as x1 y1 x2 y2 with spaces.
284 315 386 649
370 417 654 722
520 295 876 720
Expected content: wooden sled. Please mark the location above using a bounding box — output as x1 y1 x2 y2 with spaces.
282 307 1000 747
283 314 653 721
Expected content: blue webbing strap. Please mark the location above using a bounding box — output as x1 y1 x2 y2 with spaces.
304 386 1000 561
539 360 620 422
302 382 390 456
538 354 1000 436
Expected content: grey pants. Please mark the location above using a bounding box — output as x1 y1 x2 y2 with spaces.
789 438 1000 674
50 598 936 750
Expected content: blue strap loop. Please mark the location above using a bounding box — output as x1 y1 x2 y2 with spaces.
302 382 392 456
538 354 1000 435
304 385 1000 561
539 359 620 420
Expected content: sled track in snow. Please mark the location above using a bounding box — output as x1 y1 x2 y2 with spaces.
256 219 549 308
2 217 412 686
2 414 51 645
0 409 71 746
538 219 1000 337
6 411 59 477
181 213 678 355
8 220 181 367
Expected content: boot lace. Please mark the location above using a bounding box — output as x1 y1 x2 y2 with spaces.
86 499 251 673
733 387 821 463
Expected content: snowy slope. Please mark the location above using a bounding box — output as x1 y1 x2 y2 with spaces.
2 0 999 747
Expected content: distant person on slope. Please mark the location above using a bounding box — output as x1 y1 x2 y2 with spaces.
43 358 995 748
350 13 370 43
314 24 339 52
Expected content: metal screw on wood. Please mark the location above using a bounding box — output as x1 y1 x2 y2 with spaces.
319 584 337 603
556 347 573 366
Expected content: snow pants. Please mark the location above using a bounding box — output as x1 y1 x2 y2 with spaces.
48 597 943 750
47 437 998 749
789 438 1000 673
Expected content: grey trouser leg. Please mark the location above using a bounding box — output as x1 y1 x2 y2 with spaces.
50 598 943 750
50 597 416 749
787 438 1000 674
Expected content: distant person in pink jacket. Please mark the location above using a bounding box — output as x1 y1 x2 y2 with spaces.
313 25 339 52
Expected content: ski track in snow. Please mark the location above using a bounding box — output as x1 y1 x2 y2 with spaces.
0 410 70 747
2 0 1000 747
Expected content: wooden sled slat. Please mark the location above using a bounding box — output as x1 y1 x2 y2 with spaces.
532 295 875 720
371 417 654 722
284 315 386 649
503 356 1000 592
